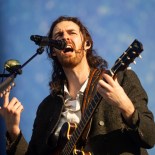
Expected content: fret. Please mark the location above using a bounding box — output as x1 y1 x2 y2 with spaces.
83 109 90 120
70 138 75 148
96 92 102 100
91 99 97 108
85 107 91 115
71 132 77 143
77 122 82 132
94 93 100 103
66 140 74 154
88 104 93 112
72 129 81 143
75 127 80 136
80 118 85 128
62 144 70 155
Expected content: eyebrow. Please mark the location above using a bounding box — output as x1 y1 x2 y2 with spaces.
53 31 63 38
53 28 79 37
67 29 77 32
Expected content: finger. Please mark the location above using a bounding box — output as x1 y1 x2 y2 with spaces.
3 91 10 107
114 77 119 83
97 84 107 98
0 90 10 98
98 79 111 91
9 102 19 113
12 103 24 115
11 82 15 88
9 102 24 115
16 104 24 113
1 82 15 97
0 93 3 98
9 82 15 91
102 73 114 86
10 101 22 113
102 73 118 87
7 97 19 110
4 82 15 93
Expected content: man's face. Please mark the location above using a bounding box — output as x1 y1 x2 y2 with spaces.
52 21 86 68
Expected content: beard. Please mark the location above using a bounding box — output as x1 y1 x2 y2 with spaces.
58 48 85 68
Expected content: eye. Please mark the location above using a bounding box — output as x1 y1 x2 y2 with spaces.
71 32 77 35
54 32 63 39
68 30 77 35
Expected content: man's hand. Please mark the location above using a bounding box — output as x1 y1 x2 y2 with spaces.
0 86 23 141
97 72 135 123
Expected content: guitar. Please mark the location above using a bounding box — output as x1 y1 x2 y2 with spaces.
51 39 143 155
53 39 143 155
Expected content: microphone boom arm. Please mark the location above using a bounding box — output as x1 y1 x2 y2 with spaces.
0 46 45 93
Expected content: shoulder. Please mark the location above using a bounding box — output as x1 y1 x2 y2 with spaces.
117 69 142 85
117 69 148 98
36 94 64 115
36 95 55 115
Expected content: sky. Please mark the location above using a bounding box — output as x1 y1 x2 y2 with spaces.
0 0 155 154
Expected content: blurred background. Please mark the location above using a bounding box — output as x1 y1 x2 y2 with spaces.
0 0 155 154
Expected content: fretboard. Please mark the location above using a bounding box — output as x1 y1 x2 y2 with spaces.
61 91 102 155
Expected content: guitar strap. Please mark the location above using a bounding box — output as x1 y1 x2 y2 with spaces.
80 68 103 145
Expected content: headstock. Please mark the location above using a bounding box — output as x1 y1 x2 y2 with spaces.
110 39 143 76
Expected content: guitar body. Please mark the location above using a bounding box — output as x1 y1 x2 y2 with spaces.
52 122 91 155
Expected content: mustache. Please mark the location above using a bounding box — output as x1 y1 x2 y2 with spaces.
66 40 85 50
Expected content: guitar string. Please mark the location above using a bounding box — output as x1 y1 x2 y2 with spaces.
62 93 101 155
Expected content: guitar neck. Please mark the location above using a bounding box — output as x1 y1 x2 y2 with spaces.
62 92 102 155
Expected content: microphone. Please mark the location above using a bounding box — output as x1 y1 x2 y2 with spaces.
30 35 67 50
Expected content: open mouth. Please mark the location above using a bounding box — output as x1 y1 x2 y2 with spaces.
64 45 74 53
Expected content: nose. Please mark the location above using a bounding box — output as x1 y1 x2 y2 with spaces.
63 32 70 41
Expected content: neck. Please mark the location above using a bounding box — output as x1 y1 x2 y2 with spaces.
63 62 90 99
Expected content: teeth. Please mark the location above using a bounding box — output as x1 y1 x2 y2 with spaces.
66 45 72 48
64 46 73 52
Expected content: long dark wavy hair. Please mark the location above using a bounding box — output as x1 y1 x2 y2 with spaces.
47 16 108 95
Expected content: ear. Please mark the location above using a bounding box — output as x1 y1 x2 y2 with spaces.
48 48 56 58
52 50 56 56
84 40 91 50
51 48 57 56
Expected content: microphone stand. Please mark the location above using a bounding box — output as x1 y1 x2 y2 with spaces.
0 46 45 93
20 46 44 71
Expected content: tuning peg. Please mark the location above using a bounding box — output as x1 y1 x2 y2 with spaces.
139 55 142 59
133 60 136 64
127 56 130 60
121 62 125 66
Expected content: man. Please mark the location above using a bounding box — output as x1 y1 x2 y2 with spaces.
0 16 155 155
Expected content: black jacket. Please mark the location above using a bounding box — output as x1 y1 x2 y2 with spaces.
6 69 155 155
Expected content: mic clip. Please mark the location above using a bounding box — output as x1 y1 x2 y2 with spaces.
4 59 22 75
